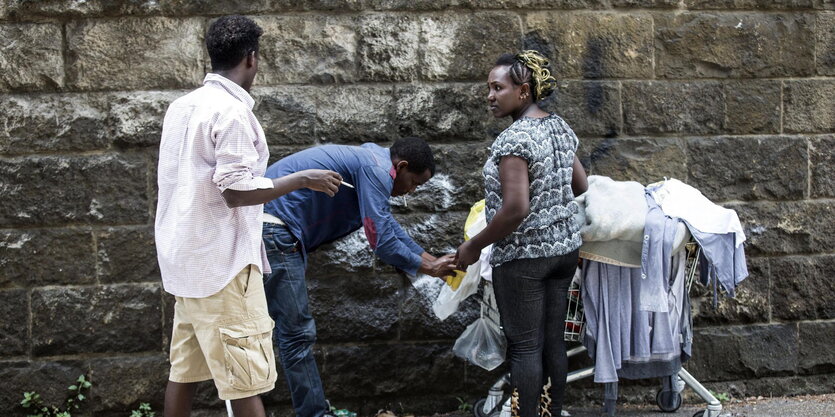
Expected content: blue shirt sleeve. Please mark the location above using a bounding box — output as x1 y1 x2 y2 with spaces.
356 165 423 275
390 220 425 256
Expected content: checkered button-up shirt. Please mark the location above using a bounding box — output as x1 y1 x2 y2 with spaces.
155 73 272 298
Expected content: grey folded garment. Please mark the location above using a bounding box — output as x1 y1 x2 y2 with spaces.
574 176 689 267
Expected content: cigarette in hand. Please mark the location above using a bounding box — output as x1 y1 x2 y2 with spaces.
341 181 355 189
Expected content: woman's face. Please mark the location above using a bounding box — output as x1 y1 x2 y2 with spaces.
487 65 524 118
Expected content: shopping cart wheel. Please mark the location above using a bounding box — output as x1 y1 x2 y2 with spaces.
655 389 682 412
473 398 499 417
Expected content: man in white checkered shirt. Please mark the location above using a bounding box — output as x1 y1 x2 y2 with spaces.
155 15 342 417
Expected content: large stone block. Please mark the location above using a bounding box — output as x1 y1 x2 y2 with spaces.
784 79 835 133
0 93 109 154
0 360 87 415
541 81 621 138
372 0 597 9
729 201 835 256
394 83 490 141
722 80 781 134
0 289 27 356
308 272 401 343
321 343 463 398
810 135 835 198
525 12 653 79
398 142 491 214
388 343 465 396
691 256 769 325
0 23 64 92
4 0 163 18
609 0 678 6
97 226 159 284
799 321 835 375
31 284 162 355
623 81 724 135
108 90 183 147
799 320 835 376
0 154 149 227
67 17 204 91
394 212 469 255
306 229 375 278
392 169 481 215
582 137 687 185
269 0 364 12
162 0 271 15
321 344 400 398
315 85 396 143
817 12 835 75
422 12 522 81
399 276 480 340
687 136 807 201
0 229 95 287
770 255 835 321
89 355 168 412
688 324 798 381
358 14 421 81
655 13 815 78
684 0 823 9
253 86 318 146
253 15 357 84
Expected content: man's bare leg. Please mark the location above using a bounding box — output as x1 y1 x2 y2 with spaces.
231 395 267 417
164 381 198 417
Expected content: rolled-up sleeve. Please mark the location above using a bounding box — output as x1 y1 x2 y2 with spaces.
212 109 274 192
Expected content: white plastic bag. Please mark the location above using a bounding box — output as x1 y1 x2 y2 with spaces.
452 307 506 371
432 260 481 320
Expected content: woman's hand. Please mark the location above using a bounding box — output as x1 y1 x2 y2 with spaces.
454 240 481 270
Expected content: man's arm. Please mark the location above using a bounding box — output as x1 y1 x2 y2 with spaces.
211 111 342 208
356 166 454 278
221 169 341 208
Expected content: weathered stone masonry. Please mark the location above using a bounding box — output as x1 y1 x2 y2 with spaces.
0 0 833 415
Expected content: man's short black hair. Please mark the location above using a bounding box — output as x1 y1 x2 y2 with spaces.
390 137 435 176
206 15 263 71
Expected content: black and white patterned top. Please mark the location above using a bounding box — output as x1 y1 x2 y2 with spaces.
483 114 582 267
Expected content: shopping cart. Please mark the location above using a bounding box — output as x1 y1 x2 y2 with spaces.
472 242 723 417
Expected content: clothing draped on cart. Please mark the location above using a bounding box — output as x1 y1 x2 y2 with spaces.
581 253 691 384
648 179 749 299
639 192 690 313
573 176 647 267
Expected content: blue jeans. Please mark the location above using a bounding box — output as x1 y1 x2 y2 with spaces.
262 223 328 417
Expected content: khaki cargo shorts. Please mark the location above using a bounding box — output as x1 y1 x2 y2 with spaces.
169 265 277 400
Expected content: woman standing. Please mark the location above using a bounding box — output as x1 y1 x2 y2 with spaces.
454 51 588 417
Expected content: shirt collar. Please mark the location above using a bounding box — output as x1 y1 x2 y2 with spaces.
203 73 255 110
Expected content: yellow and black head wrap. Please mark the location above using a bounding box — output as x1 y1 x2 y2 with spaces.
499 50 558 101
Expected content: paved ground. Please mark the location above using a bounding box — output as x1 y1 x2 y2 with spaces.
561 393 835 417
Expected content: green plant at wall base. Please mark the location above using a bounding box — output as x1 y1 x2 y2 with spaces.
457 397 473 412
709 390 731 403
20 374 92 417
130 402 155 417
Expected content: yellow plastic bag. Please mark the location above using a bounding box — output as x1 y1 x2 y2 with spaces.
444 200 486 290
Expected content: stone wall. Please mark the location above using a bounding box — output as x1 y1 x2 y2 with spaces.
1 0 834 415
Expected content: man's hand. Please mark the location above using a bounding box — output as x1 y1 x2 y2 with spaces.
419 253 457 278
297 169 342 197
454 240 480 270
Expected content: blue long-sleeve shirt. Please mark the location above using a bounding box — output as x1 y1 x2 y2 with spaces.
263 144 424 275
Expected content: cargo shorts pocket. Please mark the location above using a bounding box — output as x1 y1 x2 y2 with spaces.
218 316 276 390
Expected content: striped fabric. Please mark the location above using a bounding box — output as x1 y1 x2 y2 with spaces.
155 73 272 298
